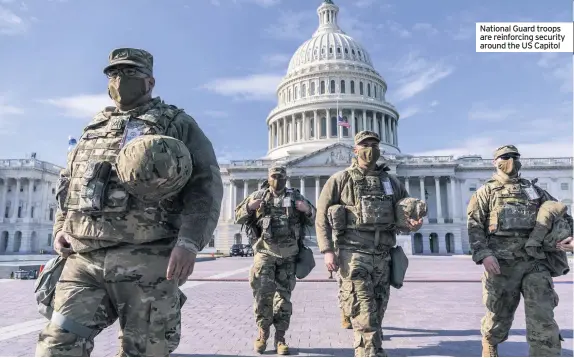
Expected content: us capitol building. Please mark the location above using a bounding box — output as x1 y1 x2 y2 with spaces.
0 0 572 257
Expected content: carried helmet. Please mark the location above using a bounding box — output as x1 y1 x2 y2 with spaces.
395 197 427 232
116 135 193 203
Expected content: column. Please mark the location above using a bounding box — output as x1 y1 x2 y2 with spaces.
290 116 295 143
419 176 428 224
300 177 306 197
326 108 331 138
351 109 356 136
454 235 464 254
449 176 458 222
314 110 319 138
11 178 20 220
395 119 399 146
286 178 291 189
381 115 387 143
338 109 343 139
0 179 8 219
27 179 34 219
362 110 366 132
228 180 235 221
315 177 321 205
268 125 272 150
404 176 410 194
374 112 379 137
435 177 443 223
243 180 249 200
302 115 308 140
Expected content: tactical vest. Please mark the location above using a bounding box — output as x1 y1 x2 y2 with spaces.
487 180 540 237
61 102 184 242
256 188 301 244
346 168 396 231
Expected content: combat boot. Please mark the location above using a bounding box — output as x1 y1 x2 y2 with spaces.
274 330 290 355
341 312 352 329
481 338 498 357
254 327 270 354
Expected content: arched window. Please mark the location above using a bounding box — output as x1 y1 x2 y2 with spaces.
294 86 299 100
301 83 306 97
340 80 345 93
359 82 364 95
310 82 316 95
288 89 292 102
320 117 327 137
374 86 377 98
330 117 338 137
350 81 355 94
320 81 325 94
330 80 335 93
367 83 371 97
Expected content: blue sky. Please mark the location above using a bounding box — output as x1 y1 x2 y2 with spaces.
0 0 572 167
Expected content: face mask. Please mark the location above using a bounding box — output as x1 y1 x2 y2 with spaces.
108 77 148 106
268 178 286 192
357 147 380 166
497 158 521 176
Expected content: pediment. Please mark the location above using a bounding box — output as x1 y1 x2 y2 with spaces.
285 143 355 167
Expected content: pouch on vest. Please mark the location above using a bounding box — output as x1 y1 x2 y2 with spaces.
327 205 347 232
261 217 272 240
295 245 315 279
79 161 112 212
55 175 70 212
389 246 409 289
34 256 66 319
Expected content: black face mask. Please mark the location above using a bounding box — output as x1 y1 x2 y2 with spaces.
268 178 286 192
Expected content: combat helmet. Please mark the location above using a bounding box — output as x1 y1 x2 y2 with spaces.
116 135 193 203
395 197 427 231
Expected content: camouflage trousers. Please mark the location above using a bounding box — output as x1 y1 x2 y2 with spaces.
249 252 297 332
481 259 562 356
35 242 183 357
338 249 391 357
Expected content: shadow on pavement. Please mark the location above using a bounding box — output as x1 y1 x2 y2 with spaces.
383 326 573 339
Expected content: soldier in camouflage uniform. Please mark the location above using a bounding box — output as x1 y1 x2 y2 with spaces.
315 131 420 357
235 166 316 355
35 48 223 357
467 144 573 357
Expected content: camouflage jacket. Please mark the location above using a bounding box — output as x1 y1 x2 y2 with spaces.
315 162 409 255
234 187 315 259
467 173 573 264
53 97 223 254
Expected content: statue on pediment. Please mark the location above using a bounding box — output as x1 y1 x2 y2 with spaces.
324 147 353 166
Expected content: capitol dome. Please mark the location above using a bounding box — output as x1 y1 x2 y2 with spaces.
265 0 401 160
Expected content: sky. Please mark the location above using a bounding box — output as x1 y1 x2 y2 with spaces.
0 0 572 167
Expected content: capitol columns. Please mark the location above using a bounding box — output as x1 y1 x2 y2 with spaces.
300 177 306 196
404 176 410 194
362 110 366 132
419 176 428 224
26 179 33 220
381 114 387 143
448 176 458 223
11 178 21 220
243 180 249 199
350 109 356 136
314 110 319 139
228 179 236 221
0 180 8 219
315 177 321 205
434 176 443 224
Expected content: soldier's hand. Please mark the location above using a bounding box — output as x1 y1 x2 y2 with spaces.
557 237 573 252
295 200 310 213
248 199 263 211
167 246 197 281
53 231 74 258
406 218 423 231
482 256 500 275
324 251 338 272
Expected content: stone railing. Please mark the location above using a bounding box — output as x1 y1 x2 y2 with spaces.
0 159 63 174
457 157 573 168
267 94 398 117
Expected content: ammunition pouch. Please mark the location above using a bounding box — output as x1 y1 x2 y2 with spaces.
327 204 348 232
390 246 409 289
78 161 112 212
357 195 395 228
56 176 70 212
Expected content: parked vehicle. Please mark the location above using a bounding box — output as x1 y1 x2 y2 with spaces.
229 244 255 257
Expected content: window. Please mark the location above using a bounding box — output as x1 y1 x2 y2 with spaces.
330 80 335 93
330 117 338 137
359 82 364 95
561 183 569 190
352 49 355 55
539 183 548 190
301 83 306 97
337 47 341 54
320 81 325 94
321 47 325 55
329 47 333 54
350 81 355 94
374 86 377 98
320 117 327 137
288 89 292 102
469 186 476 192
49 208 54 221
17 206 22 218
209 236 215 247
310 118 315 138
367 83 371 97
30 207 34 219
47 234 52 246
294 86 298 100
344 48 348 54
310 82 315 95
340 80 345 93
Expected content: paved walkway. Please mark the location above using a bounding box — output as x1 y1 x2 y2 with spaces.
0 255 571 357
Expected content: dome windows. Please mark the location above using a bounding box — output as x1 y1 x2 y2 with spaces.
367 83 371 97
340 80 345 93
330 80 335 93
350 80 355 94
320 81 326 94
359 82 364 95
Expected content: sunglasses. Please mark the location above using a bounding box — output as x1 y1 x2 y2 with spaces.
498 154 520 160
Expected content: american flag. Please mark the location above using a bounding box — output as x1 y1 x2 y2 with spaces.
337 113 350 128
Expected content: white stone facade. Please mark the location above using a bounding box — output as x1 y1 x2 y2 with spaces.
210 1 574 255
0 156 62 255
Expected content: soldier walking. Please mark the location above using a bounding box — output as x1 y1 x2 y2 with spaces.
35 48 223 356
315 131 422 357
467 145 573 357
235 166 315 355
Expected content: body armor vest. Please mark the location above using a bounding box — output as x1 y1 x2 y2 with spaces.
346 168 396 231
487 180 540 237
62 102 183 243
256 189 301 244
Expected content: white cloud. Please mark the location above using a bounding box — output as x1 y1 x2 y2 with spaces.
262 53 291 68
265 10 315 40
202 74 283 101
430 100 439 107
40 94 112 118
203 110 229 118
412 23 439 36
0 5 26 35
354 0 375 8
468 103 517 122
537 53 573 93
392 52 454 102
383 20 411 38
399 107 420 119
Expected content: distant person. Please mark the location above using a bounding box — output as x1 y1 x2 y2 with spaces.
234 165 315 355
315 131 423 357
467 145 573 357
35 48 223 357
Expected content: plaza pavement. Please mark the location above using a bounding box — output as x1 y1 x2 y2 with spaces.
0 255 571 357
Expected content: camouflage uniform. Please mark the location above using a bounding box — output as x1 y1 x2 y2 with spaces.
316 131 409 357
235 166 316 355
35 48 223 357
467 145 572 357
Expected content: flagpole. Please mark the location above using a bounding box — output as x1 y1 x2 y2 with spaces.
336 84 340 143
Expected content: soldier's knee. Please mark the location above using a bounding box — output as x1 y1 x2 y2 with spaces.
36 323 89 357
